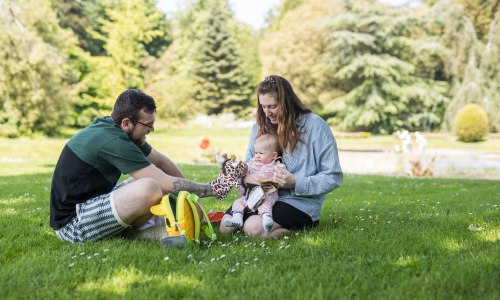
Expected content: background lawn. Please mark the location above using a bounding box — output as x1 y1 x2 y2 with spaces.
1 128 499 299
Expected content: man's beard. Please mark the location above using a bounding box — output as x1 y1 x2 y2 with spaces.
128 132 145 146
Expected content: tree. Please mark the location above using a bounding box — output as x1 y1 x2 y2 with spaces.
322 0 449 133
0 0 77 137
142 46 199 125
428 0 500 132
481 11 500 131
138 0 172 58
264 0 310 33
49 0 90 50
423 0 500 42
80 0 165 115
51 0 171 58
260 0 339 110
190 0 253 115
232 21 262 96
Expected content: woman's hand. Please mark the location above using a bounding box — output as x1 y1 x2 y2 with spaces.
274 167 295 189
242 174 260 186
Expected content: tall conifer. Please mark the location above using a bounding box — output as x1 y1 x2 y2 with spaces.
323 0 449 133
190 0 252 115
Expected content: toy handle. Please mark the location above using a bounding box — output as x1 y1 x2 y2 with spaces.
163 195 177 234
186 194 217 241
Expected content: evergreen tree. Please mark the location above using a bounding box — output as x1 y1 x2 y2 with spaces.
428 0 500 132
50 0 90 50
0 0 78 136
190 0 253 115
140 0 210 125
322 0 449 133
172 0 210 59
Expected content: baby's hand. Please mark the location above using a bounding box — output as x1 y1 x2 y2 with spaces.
236 184 245 196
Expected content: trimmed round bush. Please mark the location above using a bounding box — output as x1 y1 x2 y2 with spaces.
453 103 488 142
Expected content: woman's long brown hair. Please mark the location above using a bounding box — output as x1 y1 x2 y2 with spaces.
257 75 312 156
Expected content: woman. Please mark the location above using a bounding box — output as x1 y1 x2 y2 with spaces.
220 75 343 238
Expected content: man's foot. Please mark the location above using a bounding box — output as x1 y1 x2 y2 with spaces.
155 216 166 226
224 211 243 228
262 213 274 233
134 219 156 230
121 226 168 240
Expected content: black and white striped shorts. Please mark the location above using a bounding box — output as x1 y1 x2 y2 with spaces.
56 181 131 243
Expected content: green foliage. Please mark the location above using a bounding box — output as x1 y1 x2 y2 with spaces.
431 1 500 132
481 12 500 132
424 0 500 42
50 0 90 50
137 0 172 58
264 0 310 32
453 103 488 142
78 0 165 116
51 0 171 58
233 23 262 94
6 0 500 135
54 0 171 127
190 0 253 116
64 47 107 127
171 0 211 62
78 0 115 56
322 0 449 133
0 0 78 137
141 0 256 122
260 0 340 110
143 59 199 125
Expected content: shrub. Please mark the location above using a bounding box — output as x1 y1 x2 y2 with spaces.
453 103 488 142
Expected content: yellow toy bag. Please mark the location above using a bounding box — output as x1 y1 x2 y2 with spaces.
150 191 216 248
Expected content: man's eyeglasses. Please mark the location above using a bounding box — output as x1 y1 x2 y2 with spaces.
130 119 155 129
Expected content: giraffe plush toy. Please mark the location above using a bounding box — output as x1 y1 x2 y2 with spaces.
208 153 248 201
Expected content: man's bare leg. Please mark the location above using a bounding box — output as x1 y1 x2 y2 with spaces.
123 177 162 225
113 178 163 227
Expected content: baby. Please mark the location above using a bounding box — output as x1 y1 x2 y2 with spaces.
224 134 285 232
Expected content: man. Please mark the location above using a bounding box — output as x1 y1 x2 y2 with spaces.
50 89 219 243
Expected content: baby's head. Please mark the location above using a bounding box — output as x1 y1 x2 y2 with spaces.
254 134 280 164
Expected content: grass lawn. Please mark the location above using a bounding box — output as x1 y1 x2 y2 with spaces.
1 129 500 299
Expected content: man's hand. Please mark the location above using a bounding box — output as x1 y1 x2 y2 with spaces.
274 167 295 189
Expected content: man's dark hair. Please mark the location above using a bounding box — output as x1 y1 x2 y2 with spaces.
111 89 156 126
